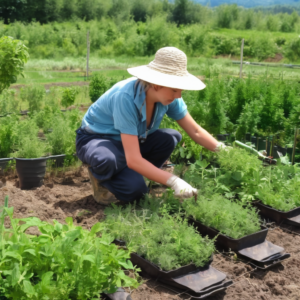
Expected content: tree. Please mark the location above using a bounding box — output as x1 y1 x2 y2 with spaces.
0 36 29 94
0 0 27 23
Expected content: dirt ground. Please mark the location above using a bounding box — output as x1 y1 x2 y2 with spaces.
1 165 300 300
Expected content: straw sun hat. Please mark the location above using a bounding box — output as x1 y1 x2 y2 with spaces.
127 47 205 91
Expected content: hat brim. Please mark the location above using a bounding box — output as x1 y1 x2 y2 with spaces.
127 65 205 91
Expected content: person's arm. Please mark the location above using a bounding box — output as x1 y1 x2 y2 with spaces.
176 112 219 151
121 133 197 197
121 133 172 184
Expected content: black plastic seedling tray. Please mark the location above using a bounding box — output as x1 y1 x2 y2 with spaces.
254 201 300 227
190 218 290 270
113 240 232 299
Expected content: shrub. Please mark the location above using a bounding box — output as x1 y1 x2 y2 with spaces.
61 87 79 108
0 36 29 94
20 85 45 112
89 74 108 103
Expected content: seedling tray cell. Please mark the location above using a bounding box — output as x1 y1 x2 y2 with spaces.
254 201 300 226
190 218 290 270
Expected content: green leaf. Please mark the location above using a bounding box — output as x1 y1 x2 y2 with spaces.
23 280 35 295
82 255 96 264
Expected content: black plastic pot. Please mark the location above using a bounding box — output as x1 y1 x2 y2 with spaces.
16 158 47 189
48 154 66 167
254 201 300 226
0 158 13 175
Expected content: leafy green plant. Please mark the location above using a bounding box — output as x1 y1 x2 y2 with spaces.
0 36 29 94
89 74 108 103
61 87 79 108
0 199 140 299
183 193 261 239
256 163 300 211
103 197 215 271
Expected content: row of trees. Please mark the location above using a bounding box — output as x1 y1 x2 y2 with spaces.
1 0 300 32
2 17 297 60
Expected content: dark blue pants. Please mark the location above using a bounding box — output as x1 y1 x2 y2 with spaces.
76 129 182 202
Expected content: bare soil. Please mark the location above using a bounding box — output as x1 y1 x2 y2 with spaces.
264 53 284 63
1 165 300 300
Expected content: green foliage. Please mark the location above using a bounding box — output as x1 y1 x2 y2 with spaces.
103 197 215 271
89 74 109 103
61 87 79 108
256 163 300 211
0 115 18 158
160 116 202 163
46 116 76 157
183 193 261 239
0 201 140 299
0 90 18 115
14 136 47 158
20 85 45 112
0 36 28 94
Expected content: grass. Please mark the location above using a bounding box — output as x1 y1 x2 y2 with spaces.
11 55 300 88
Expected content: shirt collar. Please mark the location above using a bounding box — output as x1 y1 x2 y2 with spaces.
133 80 146 122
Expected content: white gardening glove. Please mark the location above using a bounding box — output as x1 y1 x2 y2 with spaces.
214 142 227 152
166 175 198 198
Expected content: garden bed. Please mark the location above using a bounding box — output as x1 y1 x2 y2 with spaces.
1 165 300 299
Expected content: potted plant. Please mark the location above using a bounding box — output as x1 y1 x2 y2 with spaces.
14 136 48 189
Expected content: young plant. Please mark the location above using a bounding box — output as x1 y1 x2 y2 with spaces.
183 193 261 239
14 136 47 158
61 87 79 108
103 197 215 271
0 200 140 299
20 85 45 112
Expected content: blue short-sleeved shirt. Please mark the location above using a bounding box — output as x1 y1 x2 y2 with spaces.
81 77 187 141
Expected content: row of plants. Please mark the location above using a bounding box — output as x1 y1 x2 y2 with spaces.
182 147 300 212
0 197 140 299
103 195 215 271
162 74 300 164
0 107 82 161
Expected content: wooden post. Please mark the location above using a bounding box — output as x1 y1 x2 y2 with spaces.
86 31 90 80
292 128 299 165
239 38 244 79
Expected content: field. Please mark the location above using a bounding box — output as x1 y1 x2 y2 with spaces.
1 11 300 298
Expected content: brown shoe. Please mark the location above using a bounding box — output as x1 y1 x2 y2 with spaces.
88 168 118 205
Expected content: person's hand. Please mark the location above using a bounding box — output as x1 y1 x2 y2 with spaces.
166 175 198 198
214 142 227 152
